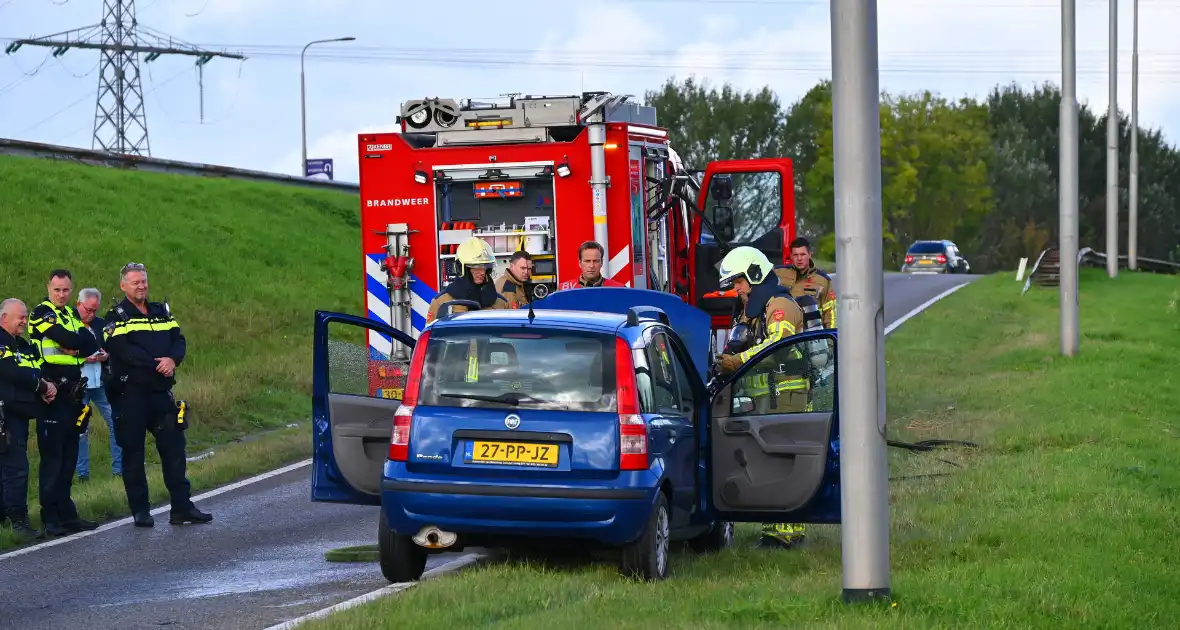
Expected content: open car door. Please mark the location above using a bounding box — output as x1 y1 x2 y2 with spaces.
689 158 796 330
705 329 841 524
311 310 416 505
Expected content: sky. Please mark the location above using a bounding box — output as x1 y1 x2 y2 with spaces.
2 0 1179 185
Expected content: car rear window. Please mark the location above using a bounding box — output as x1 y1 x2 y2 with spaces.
417 327 618 412
907 242 946 254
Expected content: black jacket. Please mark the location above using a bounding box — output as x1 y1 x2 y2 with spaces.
104 298 187 392
0 328 48 418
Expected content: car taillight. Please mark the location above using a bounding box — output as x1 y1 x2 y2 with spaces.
615 337 648 471
389 330 430 462
905 255 914 264
936 255 947 264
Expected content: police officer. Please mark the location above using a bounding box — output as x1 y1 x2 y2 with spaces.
27 269 100 536
494 250 533 309
104 262 211 528
0 298 56 541
774 237 837 328
426 237 509 322
713 247 810 550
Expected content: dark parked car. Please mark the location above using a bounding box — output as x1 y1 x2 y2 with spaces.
901 240 970 274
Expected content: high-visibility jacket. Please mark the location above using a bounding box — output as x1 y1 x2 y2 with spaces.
717 283 809 399
28 299 97 381
775 263 837 328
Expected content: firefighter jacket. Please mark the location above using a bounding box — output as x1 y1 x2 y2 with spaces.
558 275 624 290
716 282 804 376
774 263 837 328
28 299 99 383
103 298 186 393
494 272 531 309
426 275 509 323
0 327 49 418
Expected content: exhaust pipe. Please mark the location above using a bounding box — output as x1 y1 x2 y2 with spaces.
413 525 458 549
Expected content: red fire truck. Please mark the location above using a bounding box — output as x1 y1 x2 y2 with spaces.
357 91 796 398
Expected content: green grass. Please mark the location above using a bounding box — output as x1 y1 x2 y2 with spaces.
300 268 1180 629
0 154 362 543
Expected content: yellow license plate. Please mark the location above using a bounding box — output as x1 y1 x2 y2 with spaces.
918 259 932 264
467 441 559 467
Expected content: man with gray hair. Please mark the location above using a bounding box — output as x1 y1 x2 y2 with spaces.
0 298 56 541
75 287 120 482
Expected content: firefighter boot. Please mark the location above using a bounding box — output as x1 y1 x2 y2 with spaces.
758 522 807 549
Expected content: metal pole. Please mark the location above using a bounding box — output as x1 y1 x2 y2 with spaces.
1128 0 1139 270
830 0 890 603
300 37 356 176
1106 0 1119 278
588 121 611 276
1061 0 1080 357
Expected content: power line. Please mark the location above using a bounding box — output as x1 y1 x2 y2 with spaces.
134 44 1180 79
2 0 246 156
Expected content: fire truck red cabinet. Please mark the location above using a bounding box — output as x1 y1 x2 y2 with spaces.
356 92 795 397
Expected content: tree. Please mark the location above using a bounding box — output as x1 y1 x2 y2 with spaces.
644 77 786 168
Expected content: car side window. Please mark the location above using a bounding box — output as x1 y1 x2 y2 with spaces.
668 344 696 425
728 336 836 417
644 332 683 415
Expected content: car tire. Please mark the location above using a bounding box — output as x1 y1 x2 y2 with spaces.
688 520 734 554
378 508 428 583
619 492 671 581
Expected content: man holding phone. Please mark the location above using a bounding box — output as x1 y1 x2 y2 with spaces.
74 287 120 482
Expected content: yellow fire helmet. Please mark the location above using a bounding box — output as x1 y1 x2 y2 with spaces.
456 236 496 269
717 245 773 289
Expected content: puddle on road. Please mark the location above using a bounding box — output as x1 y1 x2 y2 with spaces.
96 540 384 608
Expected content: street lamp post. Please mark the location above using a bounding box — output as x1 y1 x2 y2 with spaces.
301 36 356 176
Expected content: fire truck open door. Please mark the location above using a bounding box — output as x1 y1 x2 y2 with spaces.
687 158 797 331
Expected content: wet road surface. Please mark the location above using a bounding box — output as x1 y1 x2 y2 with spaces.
0 271 977 630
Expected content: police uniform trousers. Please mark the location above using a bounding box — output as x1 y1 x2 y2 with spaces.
114 386 193 515
0 415 32 522
37 396 82 526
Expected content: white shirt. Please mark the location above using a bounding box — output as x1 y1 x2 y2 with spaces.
81 325 103 388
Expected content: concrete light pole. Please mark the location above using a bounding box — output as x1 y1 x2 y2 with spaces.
301 36 356 175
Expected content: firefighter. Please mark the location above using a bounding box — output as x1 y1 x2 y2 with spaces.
494 250 533 309
104 262 211 527
559 241 624 290
0 298 56 541
713 247 810 550
774 237 837 328
426 237 509 322
27 269 100 536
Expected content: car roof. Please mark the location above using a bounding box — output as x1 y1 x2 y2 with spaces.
427 307 639 337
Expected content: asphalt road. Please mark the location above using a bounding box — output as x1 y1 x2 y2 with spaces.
0 271 978 630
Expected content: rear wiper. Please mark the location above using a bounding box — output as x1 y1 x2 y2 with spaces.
438 392 548 406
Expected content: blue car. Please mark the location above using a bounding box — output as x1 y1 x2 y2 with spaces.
310 288 842 582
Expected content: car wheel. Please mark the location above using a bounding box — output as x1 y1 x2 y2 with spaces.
619 492 671 581
688 520 734 553
378 508 428 583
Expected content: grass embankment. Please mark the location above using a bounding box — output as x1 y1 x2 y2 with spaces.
0 155 360 546
303 268 1180 629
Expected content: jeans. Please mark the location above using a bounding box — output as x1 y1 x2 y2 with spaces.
76 386 122 478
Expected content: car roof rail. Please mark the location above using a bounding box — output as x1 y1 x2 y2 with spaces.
437 299 482 319
625 305 670 327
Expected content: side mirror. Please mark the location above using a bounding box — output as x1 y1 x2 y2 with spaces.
710 175 733 201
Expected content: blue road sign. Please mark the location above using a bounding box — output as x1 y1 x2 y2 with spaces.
305 158 334 180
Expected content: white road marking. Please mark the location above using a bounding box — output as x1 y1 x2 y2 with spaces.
884 282 969 336
261 552 488 630
0 458 312 562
